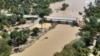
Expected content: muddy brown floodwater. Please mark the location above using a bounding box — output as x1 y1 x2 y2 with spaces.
10 0 95 56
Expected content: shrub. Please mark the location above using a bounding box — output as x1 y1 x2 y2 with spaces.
0 39 12 56
61 3 69 10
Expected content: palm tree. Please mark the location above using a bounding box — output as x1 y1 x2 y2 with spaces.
39 19 43 29
39 18 45 29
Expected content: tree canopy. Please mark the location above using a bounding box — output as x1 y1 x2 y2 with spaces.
9 29 30 46
0 39 12 56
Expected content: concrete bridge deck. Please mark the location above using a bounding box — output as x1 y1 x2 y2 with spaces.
44 16 78 22
5 14 83 26
5 14 38 18
6 14 78 21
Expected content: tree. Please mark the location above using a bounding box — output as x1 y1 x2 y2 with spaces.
72 39 86 48
38 8 52 18
32 27 40 36
0 39 12 56
18 18 26 24
2 31 9 39
8 15 17 26
79 12 82 15
0 23 4 30
96 37 100 50
81 31 93 46
93 48 98 55
39 18 45 29
0 0 5 9
72 20 78 26
80 17 98 37
9 29 30 46
61 3 69 10
54 41 90 56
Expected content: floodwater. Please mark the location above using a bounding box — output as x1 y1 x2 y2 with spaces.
50 0 95 19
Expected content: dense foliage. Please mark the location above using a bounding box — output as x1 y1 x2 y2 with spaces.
54 39 90 56
61 3 69 10
0 0 64 28
0 0 63 15
84 2 100 52
0 39 12 56
8 29 30 46
85 2 100 18
0 14 27 29
31 27 40 36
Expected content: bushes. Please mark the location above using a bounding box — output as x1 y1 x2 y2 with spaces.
38 8 52 17
31 27 40 36
93 48 98 55
54 39 90 56
96 37 100 51
79 12 82 15
8 29 30 46
61 3 69 10
2 31 9 39
72 39 86 48
54 44 76 56
72 20 78 26
0 0 63 16
0 39 12 56
0 14 27 27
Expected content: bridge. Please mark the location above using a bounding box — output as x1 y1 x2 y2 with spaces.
5 14 38 18
44 16 78 22
5 14 83 26
44 16 84 26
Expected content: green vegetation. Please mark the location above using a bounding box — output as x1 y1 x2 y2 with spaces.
0 39 12 56
54 39 90 56
8 29 30 47
39 18 46 29
85 2 100 18
72 20 78 26
2 31 9 39
79 12 82 15
31 27 40 36
93 48 98 55
0 0 63 16
61 3 69 10
0 0 65 28
0 14 27 29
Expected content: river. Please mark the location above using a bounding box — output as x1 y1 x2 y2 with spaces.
10 0 95 56
49 0 95 20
